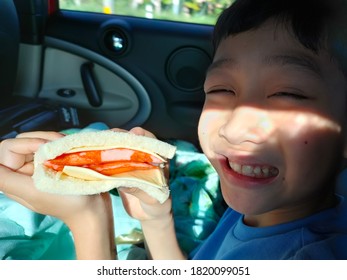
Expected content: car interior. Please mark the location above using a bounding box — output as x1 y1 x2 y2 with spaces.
2 0 346 261
0 0 214 147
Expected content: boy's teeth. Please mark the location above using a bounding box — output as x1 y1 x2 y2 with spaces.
242 165 255 177
228 162 278 178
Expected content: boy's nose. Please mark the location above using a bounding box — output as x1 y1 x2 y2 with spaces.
219 106 273 147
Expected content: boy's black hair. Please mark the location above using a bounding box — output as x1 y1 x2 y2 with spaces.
213 0 347 71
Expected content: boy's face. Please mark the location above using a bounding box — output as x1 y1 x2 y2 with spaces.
198 19 347 226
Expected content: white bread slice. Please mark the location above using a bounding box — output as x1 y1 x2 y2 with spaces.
34 130 176 163
32 130 176 203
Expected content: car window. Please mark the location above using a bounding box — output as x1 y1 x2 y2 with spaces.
58 0 232 25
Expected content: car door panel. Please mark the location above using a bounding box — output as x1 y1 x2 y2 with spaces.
13 1 214 144
39 42 150 128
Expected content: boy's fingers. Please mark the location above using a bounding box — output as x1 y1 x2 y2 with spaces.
17 162 35 175
16 131 64 140
0 137 47 154
0 166 49 215
110 128 128 133
0 138 47 170
129 127 157 139
110 127 157 139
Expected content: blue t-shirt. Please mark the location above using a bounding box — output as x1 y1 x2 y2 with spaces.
190 195 347 259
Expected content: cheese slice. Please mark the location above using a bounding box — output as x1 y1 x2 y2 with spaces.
62 165 167 188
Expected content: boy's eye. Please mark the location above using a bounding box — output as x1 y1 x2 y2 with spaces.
269 92 308 100
205 88 235 95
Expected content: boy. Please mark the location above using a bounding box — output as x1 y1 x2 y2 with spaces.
118 0 347 259
1 0 347 259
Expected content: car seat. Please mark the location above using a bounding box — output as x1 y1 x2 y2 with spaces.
0 0 20 101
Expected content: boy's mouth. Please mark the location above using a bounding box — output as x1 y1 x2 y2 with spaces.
228 161 279 179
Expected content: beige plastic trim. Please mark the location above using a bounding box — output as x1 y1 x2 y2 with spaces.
40 37 151 128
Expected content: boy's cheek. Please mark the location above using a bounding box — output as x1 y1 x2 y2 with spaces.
295 112 341 134
283 130 343 193
285 128 340 165
277 112 344 176
276 111 342 145
198 109 223 142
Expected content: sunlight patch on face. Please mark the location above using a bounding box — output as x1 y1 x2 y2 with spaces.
198 106 344 158
257 112 273 134
294 113 341 134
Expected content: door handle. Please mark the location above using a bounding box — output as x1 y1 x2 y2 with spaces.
80 62 103 107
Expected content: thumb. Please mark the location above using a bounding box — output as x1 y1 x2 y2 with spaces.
118 187 160 206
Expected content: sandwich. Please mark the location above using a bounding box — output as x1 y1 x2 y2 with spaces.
32 130 176 203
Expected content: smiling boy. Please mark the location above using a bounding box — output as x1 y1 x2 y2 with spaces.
1 0 347 260
190 0 347 259
119 0 347 259
200 11 346 227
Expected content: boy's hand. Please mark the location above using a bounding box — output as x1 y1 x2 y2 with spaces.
0 131 116 259
113 127 173 221
118 186 172 221
0 131 110 225
114 127 184 259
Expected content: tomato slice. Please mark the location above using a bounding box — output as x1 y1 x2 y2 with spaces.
46 150 102 166
44 148 163 175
